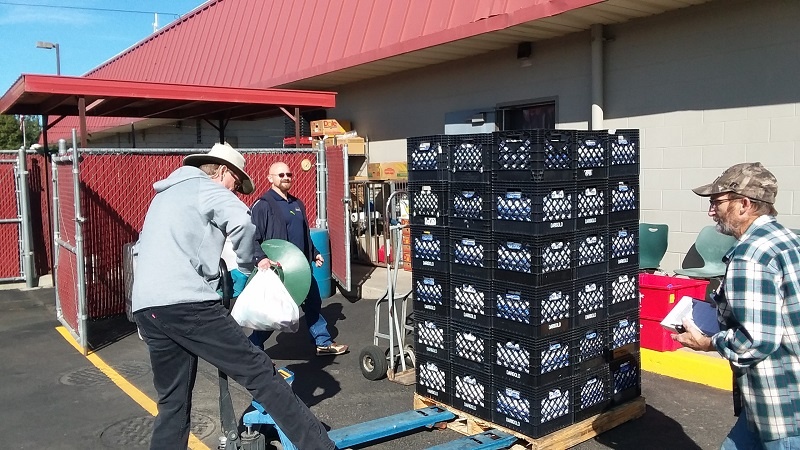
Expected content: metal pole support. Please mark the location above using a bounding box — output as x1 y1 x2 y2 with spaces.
18 147 36 288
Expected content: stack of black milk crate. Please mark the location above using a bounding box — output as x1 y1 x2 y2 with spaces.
409 129 642 440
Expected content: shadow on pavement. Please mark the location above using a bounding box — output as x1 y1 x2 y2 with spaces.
592 405 703 449
87 314 137 351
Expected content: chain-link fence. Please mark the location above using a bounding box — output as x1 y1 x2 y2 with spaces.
75 148 318 319
0 151 51 282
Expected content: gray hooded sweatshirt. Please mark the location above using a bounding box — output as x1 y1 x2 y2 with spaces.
132 166 256 311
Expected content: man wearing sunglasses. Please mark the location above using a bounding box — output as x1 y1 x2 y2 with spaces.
132 144 334 449
674 162 800 449
250 161 348 356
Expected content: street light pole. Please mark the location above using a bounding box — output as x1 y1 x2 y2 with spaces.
36 41 60 75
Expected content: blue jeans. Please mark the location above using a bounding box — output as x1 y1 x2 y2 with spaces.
250 276 332 348
134 301 334 450
721 410 800 450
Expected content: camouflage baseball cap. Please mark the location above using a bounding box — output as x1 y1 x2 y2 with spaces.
692 162 777 204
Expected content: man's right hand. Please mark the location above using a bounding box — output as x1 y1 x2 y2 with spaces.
257 258 276 270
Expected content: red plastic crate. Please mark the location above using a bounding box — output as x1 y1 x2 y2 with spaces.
640 317 682 352
638 273 709 321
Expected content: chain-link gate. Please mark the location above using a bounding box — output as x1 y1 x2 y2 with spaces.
325 144 350 291
0 152 25 281
0 149 45 287
53 147 318 354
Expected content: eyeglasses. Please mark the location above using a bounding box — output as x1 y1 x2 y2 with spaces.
226 169 241 190
270 172 293 179
709 198 736 209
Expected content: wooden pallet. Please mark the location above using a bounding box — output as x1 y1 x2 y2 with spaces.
413 394 646 449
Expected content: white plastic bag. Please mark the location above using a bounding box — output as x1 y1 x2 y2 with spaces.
231 269 299 332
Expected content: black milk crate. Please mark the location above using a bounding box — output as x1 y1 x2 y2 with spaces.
449 182 491 231
576 180 608 230
607 129 640 177
492 130 576 182
575 131 608 180
448 133 493 182
493 232 575 285
410 226 449 273
610 352 641 406
451 321 493 372
411 268 450 317
492 182 576 236
608 177 640 224
414 311 450 361
608 269 640 316
572 323 608 373
492 279 573 338
408 181 447 226
575 228 608 279
608 221 639 271
415 354 451 405
492 329 572 387
574 366 612 422
492 378 573 439
450 274 493 328
452 363 493 421
408 135 450 181
573 275 607 328
450 230 492 278
606 312 640 361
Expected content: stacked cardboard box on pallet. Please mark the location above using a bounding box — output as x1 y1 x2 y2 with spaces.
408 129 641 439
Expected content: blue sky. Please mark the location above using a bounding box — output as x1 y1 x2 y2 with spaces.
0 1 206 94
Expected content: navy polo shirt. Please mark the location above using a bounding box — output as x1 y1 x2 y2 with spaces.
268 189 305 250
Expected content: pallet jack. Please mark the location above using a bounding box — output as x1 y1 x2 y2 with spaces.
217 261 517 449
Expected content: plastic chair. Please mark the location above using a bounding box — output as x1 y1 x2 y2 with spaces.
639 223 669 271
675 226 738 278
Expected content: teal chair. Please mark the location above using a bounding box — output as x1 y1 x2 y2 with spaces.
675 226 738 278
639 223 669 271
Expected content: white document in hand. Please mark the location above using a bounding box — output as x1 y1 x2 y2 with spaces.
660 295 719 336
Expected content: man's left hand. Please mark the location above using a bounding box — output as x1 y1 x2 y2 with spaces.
672 317 715 352
314 254 324 267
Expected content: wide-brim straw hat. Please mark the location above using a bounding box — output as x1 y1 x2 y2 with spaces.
183 143 254 194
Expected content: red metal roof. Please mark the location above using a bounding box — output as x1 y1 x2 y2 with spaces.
88 0 600 88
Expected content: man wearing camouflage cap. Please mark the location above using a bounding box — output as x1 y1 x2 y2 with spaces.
674 162 800 449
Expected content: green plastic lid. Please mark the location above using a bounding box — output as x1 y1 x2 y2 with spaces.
247 240 311 305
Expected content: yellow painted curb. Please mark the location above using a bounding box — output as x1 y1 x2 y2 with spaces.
641 348 732 391
56 326 210 450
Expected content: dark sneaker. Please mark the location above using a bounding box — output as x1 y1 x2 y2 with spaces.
316 342 348 356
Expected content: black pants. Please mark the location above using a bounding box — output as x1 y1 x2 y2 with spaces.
134 301 335 450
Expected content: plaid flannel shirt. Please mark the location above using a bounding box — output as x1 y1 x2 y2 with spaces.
711 215 800 441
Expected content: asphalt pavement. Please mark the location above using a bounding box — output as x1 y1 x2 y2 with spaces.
0 265 736 449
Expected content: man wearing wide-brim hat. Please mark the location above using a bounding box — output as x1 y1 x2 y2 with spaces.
132 143 334 450
674 162 800 449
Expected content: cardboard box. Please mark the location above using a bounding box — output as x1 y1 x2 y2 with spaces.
311 119 351 137
368 162 408 180
324 136 365 155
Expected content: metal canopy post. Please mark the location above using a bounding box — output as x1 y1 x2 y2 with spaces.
18 147 35 288
78 97 87 148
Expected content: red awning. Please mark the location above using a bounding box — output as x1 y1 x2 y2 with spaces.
0 74 336 147
0 74 335 120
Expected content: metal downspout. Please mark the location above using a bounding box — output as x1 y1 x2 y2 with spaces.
591 24 604 131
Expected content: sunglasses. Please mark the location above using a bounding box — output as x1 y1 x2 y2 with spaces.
226 169 241 189
271 172 293 178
